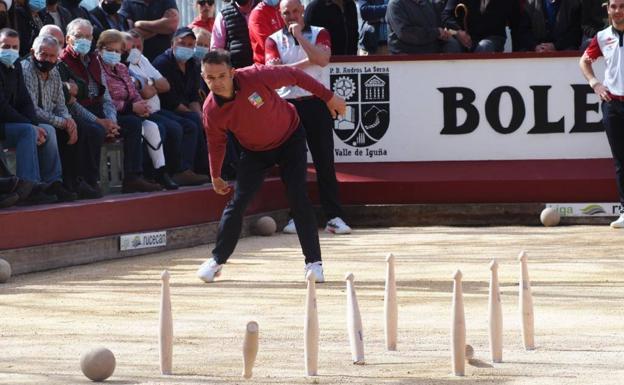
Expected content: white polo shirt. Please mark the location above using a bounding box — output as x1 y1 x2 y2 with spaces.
128 54 164 112
265 26 331 99
585 26 624 96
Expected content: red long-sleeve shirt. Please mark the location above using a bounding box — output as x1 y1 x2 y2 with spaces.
248 2 285 64
202 64 334 178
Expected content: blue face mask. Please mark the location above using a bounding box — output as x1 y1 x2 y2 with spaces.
79 0 98 11
126 47 141 64
265 0 279 6
0 48 19 67
101 50 121 66
72 38 92 55
174 46 194 63
193 46 209 60
29 0 46 11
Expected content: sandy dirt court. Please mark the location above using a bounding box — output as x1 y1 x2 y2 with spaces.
1 225 624 385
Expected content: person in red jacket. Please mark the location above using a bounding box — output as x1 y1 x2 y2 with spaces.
248 0 285 64
196 48 345 284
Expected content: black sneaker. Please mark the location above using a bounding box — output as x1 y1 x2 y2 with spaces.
13 179 34 202
74 178 103 200
46 181 78 202
17 190 58 206
0 192 19 208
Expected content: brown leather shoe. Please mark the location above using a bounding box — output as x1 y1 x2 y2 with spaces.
172 170 211 186
122 176 163 193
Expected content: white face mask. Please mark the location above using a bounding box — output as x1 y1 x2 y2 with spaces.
126 47 141 65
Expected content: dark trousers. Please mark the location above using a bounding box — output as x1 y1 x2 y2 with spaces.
602 100 624 210
173 110 209 175
60 115 106 186
291 97 344 220
148 111 183 173
116 113 145 176
212 125 321 265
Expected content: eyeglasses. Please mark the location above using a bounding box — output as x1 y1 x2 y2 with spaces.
197 0 215 6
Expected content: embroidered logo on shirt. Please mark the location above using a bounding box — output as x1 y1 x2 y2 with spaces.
248 92 265 108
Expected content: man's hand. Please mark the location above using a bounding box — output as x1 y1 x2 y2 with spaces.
132 100 150 117
140 83 158 99
326 95 346 119
593 82 612 102
96 118 120 138
288 22 303 39
35 126 47 145
456 30 472 49
67 80 78 97
64 118 78 145
212 177 231 195
438 28 452 41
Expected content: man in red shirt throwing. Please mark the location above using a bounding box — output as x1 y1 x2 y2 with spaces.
196 49 346 283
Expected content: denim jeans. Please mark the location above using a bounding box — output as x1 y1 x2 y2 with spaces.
3 123 62 183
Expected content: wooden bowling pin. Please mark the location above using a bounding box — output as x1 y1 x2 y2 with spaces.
451 269 465 376
518 251 535 350
488 260 503 363
242 321 259 379
345 273 365 364
384 254 398 351
159 270 173 375
304 271 319 376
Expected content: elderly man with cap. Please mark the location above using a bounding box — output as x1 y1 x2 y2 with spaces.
152 26 210 185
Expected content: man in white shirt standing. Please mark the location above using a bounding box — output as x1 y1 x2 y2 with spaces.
265 0 351 234
580 0 624 228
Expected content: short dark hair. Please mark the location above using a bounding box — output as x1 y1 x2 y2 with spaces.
0 28 19 40
129 29 144 42
202 49 232 67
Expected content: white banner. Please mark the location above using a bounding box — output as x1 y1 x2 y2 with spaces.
324 57 610 163
546 203 621 217
120 231 167 251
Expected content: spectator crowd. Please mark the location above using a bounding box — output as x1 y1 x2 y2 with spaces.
0 0 608 209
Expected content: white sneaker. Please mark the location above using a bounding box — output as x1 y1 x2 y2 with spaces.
283 218 297 234
197 258 223 283
325 217 352 234
611 214 624 228
304 261 325 283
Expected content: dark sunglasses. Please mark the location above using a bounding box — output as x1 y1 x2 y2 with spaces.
197 0 215 6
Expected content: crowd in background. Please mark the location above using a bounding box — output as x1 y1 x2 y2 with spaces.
0 0 609 209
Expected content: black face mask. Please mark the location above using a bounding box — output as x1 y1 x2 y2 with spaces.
66 0 82 5
47 0 60 5
234 0 250 6
0 12 7 29
33 58 57 73
101 1 121 14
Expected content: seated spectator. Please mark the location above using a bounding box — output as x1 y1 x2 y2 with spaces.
39 24 105 199
60 0 90 19
61 19 160 193
188 0 215 36
249 0 285 64
153 27 211 182
441 0 532 53
581 0 608 50
358 0 389 55
120 31 179 189
304 0 358 55
0 27 75 203
97 29 168 192
524 0 582 52
0 0 13 30
120 0 179 61
90 0 130 42
39 0 71 33
210 0 257 69
15 0 45 56
21 35 82 195
386 0 462 54
194 27 210 61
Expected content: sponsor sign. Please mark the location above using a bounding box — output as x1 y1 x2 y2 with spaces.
324 57 610 163
545 203 621 217
120 231 167 251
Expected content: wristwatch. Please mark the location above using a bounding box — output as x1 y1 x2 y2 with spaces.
147 78 155 86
